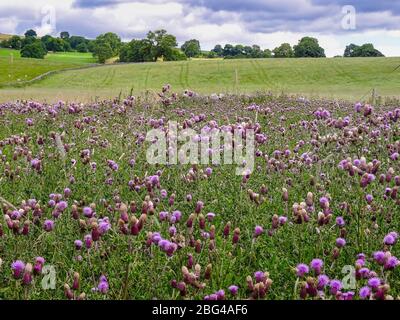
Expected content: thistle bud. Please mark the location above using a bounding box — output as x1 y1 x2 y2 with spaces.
205 264 212 280
223 222 231 238
232 228 240 244
72 272 80 290
64 284 74 299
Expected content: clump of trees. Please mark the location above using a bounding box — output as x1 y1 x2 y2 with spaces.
119 29 186 63
92 32 121 63
294 37 325 58
210 44 271 59
344 43 384 57
0 29 96 59
273 43 294 58
0 29 387 62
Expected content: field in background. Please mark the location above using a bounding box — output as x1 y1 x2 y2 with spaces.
0 48 96 87
0 53 400 102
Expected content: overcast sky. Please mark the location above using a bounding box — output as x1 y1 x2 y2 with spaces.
1 0 400 57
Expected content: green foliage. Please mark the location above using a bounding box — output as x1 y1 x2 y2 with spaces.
60 31 70 40
24 29 37 38
147 29 178 61
344 43 384 57
273 43 294 58
20 40 47 59
76 42 88 53
119 39 154 63
181 39 201 58
92 33 121 63
294 37 326 58
211 44 223 57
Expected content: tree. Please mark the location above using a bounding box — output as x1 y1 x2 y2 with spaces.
147 29 178 61
119 39 154 62
273 43 294 58
181 39 201 58
262 49 272 58
93 40 113 63
24 29 37 38
68 36 88 50
92 32 121 63
20 40 47 59
211 44 223 57
60 31 70 40
344 43 359 57
76 42 88 53
344 43 384 57
9 36 22 49
293 37 325 58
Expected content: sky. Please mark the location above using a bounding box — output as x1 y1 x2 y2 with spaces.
1 0 400 57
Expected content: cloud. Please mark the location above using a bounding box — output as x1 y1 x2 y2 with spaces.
0 0 399 57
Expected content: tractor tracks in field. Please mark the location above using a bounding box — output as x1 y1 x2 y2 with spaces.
178 62 190 89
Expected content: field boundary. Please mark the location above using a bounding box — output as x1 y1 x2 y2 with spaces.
0 63 103 88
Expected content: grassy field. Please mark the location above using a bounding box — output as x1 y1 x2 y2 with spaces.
0 49 96 88
0 54 400 102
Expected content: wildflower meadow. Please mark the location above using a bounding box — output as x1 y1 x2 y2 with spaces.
0 85 399 300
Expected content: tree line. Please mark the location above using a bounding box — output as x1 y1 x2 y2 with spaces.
0 29 385 62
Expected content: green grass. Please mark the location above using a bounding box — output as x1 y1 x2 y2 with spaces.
1 56 400 102
0 49 96 87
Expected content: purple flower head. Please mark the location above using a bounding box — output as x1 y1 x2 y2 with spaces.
74 240 83 250
335 216 345 227
254 271 265 283
359 286 371 299
359 268 370 278
206 212 215 221
373 251 385 265
159 211 169 221
83 206 93 218
279 216 288 225
43 219 55 232
84 234 93 249
383 233 396 245
98 276 109 294
367 277 381 289
329 279 342 295
254 225 264 238
11 260 25 279
228 285 239 296
310 259 323 275
296 263 309 277
55 201 68 212
336 237 346 248
384 256 399 270
317 274 329 290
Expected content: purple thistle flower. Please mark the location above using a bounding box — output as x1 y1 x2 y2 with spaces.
383 233 396 245
74 240 83 250
254 225 264 238
11 260 25 279
336 237 346 248
367 277 381 289
83 206 93 218
359 286 371 299
317 274 329 290
310 259 323 275
335 216 345 227
43 219 55 232
97 275 109 294
373 251 385 265
254 271 265 283
329 279 342 295
296 263 309 277
228 285 239 296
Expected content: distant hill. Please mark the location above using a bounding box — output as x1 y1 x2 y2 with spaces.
0 33 13 41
